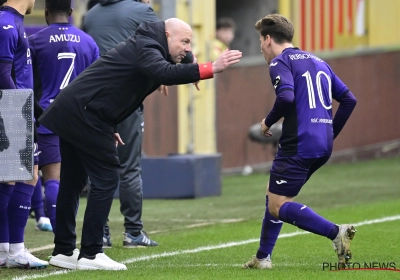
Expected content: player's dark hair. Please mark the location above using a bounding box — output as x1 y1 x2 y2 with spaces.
216 17 236 30
255 14 294 44
45 0 71 15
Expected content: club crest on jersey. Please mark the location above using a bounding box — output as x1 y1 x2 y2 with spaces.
49 34 81 43
273 75 281 89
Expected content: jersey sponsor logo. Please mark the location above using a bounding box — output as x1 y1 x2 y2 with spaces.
27 48 32 65
273 75 281 89
49 34 81 43
300 205 307 210
2 25 14 29
311 118 332 124
276 180 287 185
270 62 278 66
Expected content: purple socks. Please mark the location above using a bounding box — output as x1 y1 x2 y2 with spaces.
279 201 338 240
8 182 34 244
0 183 13 243
44 179 59 229
256 196 283 259
31 179 46 222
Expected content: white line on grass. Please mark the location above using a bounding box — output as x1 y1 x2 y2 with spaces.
13 214 400 280
27 219 244 253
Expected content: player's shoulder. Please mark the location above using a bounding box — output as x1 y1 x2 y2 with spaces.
28 26 52 41
269 54 289 70
0 12 18 36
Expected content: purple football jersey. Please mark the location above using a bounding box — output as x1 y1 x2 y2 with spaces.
0 6 33 89
29 23 100 134
269 48 349 158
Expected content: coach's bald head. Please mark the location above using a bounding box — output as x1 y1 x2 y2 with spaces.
165 18 193 63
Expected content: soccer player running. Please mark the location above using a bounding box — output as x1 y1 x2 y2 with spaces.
243 14 357 270
28 0 99 232
0 0 49 268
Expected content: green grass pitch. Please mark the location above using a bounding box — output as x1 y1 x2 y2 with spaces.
2 156 400 280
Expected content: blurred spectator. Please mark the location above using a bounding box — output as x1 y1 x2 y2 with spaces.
211 17 236 61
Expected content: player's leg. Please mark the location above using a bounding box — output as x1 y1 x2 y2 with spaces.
0 183 13 267
102 220 112 248
7 150 49 268
243 182 283 269
305 157 356 268
31 178 52 232
38 133 61 231
118 107 157 248
269 155 355 268
50 138 86 270
76 148 126 270
266 156 338 236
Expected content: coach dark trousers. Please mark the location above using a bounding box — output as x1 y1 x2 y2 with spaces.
104 107 144 235
54 138 119 256
118 107 144 234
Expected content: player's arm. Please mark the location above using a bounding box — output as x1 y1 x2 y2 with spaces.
264 89 294 128
331 72 357 139
332 91 356 139
263 59 295 130
0 62 16 89
0 26 17 89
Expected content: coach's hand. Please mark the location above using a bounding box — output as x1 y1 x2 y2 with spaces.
212 49 242 73
157 85 169 96
114 133 125 147
261 118 272 137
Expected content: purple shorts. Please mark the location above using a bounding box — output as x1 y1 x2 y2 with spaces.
34 143 39 165
268 154 330 197
37 133 61 168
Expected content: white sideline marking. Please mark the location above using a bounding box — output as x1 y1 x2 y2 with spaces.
29 244 56 253
13 214 400 280
13 270 70 280
28 219 244 252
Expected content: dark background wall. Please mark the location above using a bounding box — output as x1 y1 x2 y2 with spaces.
216 0 278 57
143 50 400 169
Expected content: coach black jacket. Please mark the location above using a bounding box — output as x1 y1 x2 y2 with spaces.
39 21 213 164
